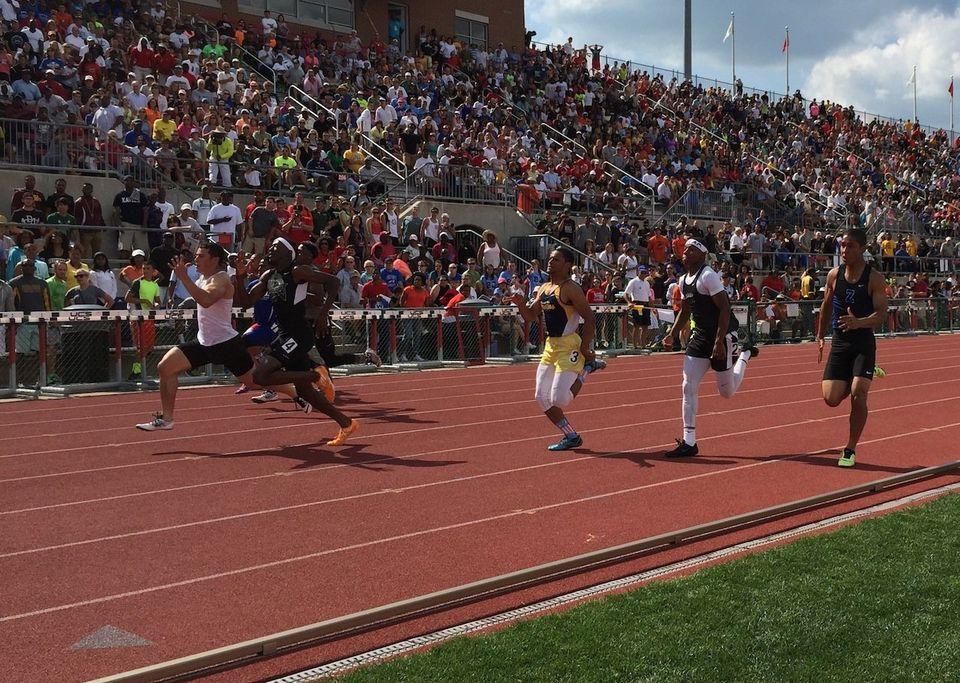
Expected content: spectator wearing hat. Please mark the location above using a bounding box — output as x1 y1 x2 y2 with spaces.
624 265 653 348
153 108 176 142
206 127 234 186
65 268 114 307
171 204 204 251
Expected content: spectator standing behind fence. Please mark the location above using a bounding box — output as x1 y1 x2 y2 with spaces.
206 128 234 187
192 185 216 229
90 253 118 303
113 176 149 256
74 183 105 257
46 261 68 310
64 245 88 289
206 192 243 251
65 269 114 307
125 262 161 381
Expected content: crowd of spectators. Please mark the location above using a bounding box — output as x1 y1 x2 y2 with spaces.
0 0 958 350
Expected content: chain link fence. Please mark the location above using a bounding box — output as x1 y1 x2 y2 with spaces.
0 301 956 397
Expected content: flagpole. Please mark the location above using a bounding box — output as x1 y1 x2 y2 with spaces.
731 11 736 84
913 65 917 121
785 26 790 93
951 75 955 143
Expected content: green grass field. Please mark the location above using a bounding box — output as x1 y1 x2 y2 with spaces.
344 493 960 682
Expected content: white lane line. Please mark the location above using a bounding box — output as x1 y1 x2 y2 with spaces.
2 392 958 559
0 338 953 424
6 351 950 443
2 366 955 482
3 407 959 623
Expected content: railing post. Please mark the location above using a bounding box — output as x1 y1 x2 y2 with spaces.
388 317 398 365
112 318 123 382
38 320 47 387
7 320 16 390
436 316 444 362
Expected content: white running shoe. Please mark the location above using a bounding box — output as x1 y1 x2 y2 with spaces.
364 348 382 367
251 390 279 404
136 413 174 431
293 396 314 414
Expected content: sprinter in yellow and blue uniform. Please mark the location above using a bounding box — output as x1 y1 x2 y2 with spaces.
512 248 606 451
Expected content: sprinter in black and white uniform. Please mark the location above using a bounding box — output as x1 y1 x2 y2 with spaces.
235 237 359 447
137 242 297 431
663 239 758 457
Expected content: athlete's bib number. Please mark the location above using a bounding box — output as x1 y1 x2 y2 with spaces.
281 338 299 353
569 350 580 364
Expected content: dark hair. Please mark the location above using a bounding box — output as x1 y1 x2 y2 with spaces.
199 241 228 265
553 247 576 264
844 228 867 247
299 241 319 258
93 252 110 271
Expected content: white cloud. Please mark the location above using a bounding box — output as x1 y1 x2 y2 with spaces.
803 7 960 127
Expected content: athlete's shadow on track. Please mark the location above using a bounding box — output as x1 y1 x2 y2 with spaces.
570 448 739 468
255 400 436 426
163 444 465 472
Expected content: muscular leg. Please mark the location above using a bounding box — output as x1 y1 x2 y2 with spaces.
156 347 192 421
316 329 359 368
821 379 851 408
846 377 872 451
253 355 350 427
716 339 752 399
681 356 711 445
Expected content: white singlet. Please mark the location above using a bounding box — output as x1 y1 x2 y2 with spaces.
196 273 238 346
481 243 502 268
424 218 439 242
384 210 399 238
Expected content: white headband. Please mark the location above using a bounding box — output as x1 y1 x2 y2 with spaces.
272 237 295 256
686 238 708 254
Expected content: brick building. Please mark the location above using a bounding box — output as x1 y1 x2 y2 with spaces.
189 0 526 52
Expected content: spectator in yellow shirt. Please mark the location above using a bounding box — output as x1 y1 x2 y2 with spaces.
273 148 305 189
152 108 177 142
904 235 918 257
880 234 895 271
206 128 235 186
343 141 366 174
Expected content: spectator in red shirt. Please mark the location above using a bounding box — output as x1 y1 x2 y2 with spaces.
432 232 457 265
371 232 396 265
152 45 177 76
360 269 392 308
761 271 785 298
740 277 759 301
400 273 430 307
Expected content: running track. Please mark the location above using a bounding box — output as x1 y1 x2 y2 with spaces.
2 336 960 682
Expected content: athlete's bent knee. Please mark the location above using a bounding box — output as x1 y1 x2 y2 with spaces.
550 387 574 408
536 394 553 412
823 394 845 408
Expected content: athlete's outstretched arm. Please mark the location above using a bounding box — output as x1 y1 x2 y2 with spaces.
510 288 543 324
170 256 230 309
232 253 269 307
564 281 596 361
664 299 691 349
816 268 838 363
710 291 731 362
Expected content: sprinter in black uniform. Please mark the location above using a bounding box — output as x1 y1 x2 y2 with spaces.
235 237 359 446
664 239 758 458
816 228 887 467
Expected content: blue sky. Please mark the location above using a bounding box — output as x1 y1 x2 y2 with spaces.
525 1 960 130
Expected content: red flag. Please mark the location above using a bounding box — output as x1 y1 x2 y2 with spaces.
781 33 789 53
950 78 954 97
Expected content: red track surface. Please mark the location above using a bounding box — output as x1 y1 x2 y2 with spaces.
2 336 960 682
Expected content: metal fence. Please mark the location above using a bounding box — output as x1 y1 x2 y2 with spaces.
1 300 955 398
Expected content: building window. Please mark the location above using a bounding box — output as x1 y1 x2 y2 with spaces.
237 0 354 29
454 16 487 48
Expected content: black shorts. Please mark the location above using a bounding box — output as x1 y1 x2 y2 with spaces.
630 308 651 327
178 335 253 377
686 329 739 372
823 332 876 382
269 332 315 372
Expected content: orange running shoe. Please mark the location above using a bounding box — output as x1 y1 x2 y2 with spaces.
313 365 335 403
327 419 358 446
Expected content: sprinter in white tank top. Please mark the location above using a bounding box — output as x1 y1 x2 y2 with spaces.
136 242 297 431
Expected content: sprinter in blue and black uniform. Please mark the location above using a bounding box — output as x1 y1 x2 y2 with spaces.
816 228 888 468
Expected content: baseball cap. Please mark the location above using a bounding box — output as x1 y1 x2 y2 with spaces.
180 203 192 210
131 249 146 257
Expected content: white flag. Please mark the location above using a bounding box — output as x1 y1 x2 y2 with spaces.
723 17 734 43
907 68 916 87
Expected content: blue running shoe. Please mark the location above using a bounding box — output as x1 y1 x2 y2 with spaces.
548 434 583 451
580 358 607 382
